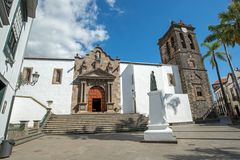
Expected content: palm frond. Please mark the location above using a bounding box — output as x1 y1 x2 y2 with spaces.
204 34 218 43
215 52 227 61
201 42 211 49
208 24 223 32
202 51 212 60
211 41 222 50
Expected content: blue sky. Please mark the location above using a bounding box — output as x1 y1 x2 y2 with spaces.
27 0 239 86
95 0 239 85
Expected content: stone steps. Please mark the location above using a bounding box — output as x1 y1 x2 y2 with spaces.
43 125 147 130
14 132 45 146
43 113 148 135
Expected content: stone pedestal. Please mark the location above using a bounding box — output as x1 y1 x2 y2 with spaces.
144 91 177 143
33 120 40 129
20 121 29 132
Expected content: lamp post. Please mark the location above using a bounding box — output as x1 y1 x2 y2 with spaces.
3 71 40 140
16 71 40 90
28 72 40 86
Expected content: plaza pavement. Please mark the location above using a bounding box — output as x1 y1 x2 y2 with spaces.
5 123 240 160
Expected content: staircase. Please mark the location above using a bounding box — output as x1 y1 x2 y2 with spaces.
43 113 148 135
8 128 44 146
195 103 219 123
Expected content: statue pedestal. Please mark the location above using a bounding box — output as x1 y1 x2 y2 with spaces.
144 91 177 143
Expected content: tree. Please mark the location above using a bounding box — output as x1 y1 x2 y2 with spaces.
204 0 240 102
202 41 233 122
219 0 240 45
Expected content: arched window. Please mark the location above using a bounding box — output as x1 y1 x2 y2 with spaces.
179 33 186 49
170 37 175 51
166 42 171 60
188 34 195 49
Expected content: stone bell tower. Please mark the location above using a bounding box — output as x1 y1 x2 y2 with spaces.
158 21 213 120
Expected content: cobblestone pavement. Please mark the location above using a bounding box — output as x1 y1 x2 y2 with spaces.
5 123 240 160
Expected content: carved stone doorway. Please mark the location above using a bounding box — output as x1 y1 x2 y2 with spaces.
88 86 106 112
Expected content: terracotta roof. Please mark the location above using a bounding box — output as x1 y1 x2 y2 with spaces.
213 77 227 85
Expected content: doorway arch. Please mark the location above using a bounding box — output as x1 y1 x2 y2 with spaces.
88 86 106 112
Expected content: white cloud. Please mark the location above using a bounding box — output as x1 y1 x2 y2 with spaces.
26 0 109 58
106 0 116 8
105 0 124 14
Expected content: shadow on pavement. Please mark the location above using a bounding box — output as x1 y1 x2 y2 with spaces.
165 147 240 160
197 117 240 129
66 132 144 142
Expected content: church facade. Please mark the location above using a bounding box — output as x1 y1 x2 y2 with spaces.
71 47 121 113
10 22 213 126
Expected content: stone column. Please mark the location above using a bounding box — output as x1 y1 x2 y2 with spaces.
81 81 86 103
20 120 29 132
80 81 87 111
33 120 40 129
107 82 114 111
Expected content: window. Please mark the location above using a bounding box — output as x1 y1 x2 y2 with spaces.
4 0 14 16
167 73 176 86
166 42 171 60
0 80 7 112
52 69 63 84
22 67 33 82
188 34 195 50
170 37 175 51
179 33 186 49
196 87 203 97
4 2 24 65
235 105 240 116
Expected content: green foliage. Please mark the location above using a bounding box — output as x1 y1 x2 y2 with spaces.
219 1 240 45
201 42 226 69
205 1 240 46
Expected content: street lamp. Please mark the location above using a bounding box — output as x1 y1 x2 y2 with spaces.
28 72 40 86
16 71 40 90
2 71 40 153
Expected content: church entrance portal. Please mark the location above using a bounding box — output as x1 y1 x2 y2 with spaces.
88 86 106 112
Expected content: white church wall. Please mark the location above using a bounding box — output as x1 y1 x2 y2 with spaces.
133 64 162 116
16 58 74 114
0 1 35 142
164 94 193 123
10 96 47 127
161 66 182 94
132 64 182 116
120 63 135 113
120 62 192 123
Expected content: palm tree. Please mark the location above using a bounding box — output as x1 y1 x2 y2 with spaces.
219 0 240 45
204 0 240 102
202 41 233 122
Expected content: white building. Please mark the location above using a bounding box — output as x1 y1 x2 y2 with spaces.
11 48 193 127
212 69 240 118
0 0 37 143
